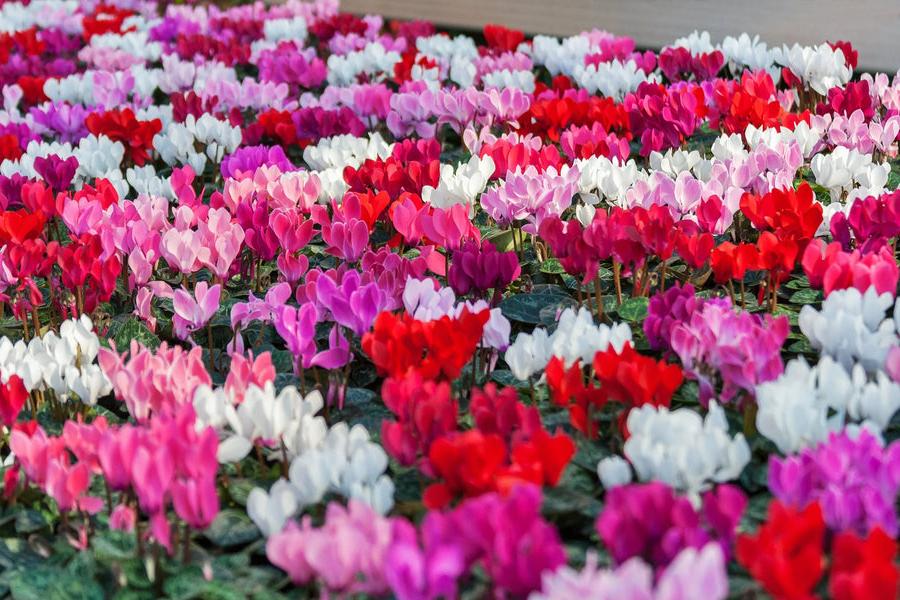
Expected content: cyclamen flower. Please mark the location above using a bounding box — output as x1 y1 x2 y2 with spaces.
736 501 826 600
799 286 898 373
505 307 632 381
670 298 789 404
802 239 898 298
448 240 520 298
172 282 221 341
599 402 750 496
768 429 900 536
480 165 580 233
266 500 396 595
643 283 703 351
533 544 728 600
596 482 746 569
756 355 900 454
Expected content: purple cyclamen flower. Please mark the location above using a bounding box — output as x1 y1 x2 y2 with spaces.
33 154 78 192
596 482 746 569
315 269 388 337
449 484 566 597
220 145 294 180
448 239 521 299
768 429 900 536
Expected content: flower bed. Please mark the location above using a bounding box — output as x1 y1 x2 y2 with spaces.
0 1 899 598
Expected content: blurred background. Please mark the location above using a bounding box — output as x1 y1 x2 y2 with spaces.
340 0 900 72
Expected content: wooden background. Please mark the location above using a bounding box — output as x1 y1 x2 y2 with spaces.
340 0 900 73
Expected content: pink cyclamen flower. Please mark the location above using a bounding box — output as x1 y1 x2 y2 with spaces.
173 282 222 341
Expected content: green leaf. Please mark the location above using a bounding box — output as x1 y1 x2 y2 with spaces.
112 317 161 351
490 369 530 388
14 509 46 534
7 566 104 600
484 228 514 252
500 287 576 324
788 288 822 305
202 509 260 548
539 258 565 275
268 350 295 374
337 388 391 433
91 530 136 564
616 297 649 322
225 478 257 507
164 566 246 600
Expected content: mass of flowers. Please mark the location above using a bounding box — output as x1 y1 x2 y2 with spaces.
0 0 898 597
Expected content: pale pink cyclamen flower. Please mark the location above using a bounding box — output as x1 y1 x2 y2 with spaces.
173 282 222 341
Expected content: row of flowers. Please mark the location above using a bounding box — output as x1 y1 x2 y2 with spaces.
0 0 898 598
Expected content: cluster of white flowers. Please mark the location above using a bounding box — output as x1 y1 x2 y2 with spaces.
530 34 591 77
649 149 706 178
720 33 780 77
301 132 393 171
154 114 242 172
0 315 111 405
0 0 79 32
573 155 641 205
572 59 654 100
194 383 395 534
247 418 395 537
481 69 536 93
505 307 632 381
597 403 750 496
126 164 175 199
799 287 898 373
422 154 495 209
811 146 891 202
262 16 308 43
416 34 479 64
88 31 162 62
756 355 900 454
326 42 401 86
774 43 853 95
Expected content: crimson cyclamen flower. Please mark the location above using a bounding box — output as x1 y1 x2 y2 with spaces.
85 108 162 166
0 374 28 427
736 501 826 600
829 528 899 600
362 308 489 381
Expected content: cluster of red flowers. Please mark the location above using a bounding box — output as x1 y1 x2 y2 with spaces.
546 343 684 438
710 71 811 134
520 90 630 143
362 308 489 381
423 384 574 509
737 501 899 600
344 139 441 199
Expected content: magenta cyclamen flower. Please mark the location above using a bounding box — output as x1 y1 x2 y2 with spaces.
644 283 704 351
220 145 294 179
384 514 467 600
768 429 900 536
448 240 521 298
596 482 746 569
33 154 79 192
670 299 789 405
450 484 566 596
